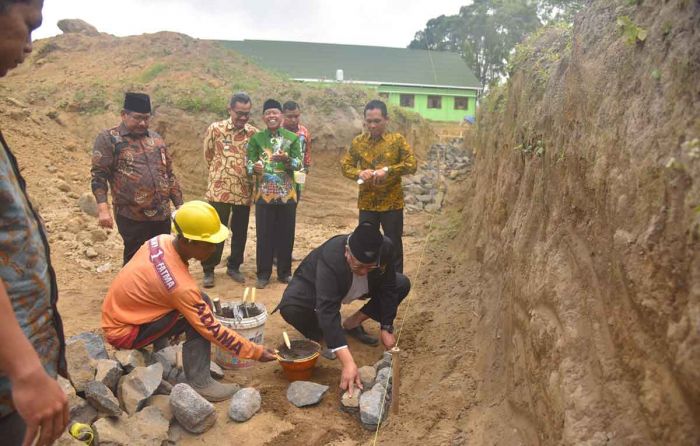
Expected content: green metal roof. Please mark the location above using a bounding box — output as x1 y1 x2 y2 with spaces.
218 40 481 90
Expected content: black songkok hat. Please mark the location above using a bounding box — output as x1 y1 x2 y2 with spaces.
263 99 282 112
348 222 383 264
124 92 151 113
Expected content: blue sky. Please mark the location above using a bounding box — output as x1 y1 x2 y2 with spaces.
34 0 469 48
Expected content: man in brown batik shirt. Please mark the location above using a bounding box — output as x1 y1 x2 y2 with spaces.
91 92 183 264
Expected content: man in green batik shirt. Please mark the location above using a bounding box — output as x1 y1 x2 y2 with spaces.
246 99 302 289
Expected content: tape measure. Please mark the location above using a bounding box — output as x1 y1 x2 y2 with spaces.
69 422 94 445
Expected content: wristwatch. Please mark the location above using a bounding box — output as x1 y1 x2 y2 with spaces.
380 324 394 334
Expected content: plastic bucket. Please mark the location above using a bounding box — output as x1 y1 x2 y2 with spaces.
214 302 267 369
293 170 306 185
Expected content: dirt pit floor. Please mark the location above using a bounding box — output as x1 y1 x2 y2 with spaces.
52 155 432 445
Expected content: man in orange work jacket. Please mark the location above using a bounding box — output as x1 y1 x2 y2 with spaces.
102 201 276 401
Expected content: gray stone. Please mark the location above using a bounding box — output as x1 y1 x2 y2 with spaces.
165 367 181 385
167 424 185 445
56 180 71 192
170 383 216 434
403 194 418 205
67 332 108 361
286 381 329 407
425 203 441 213
356 366 375 390
153 345 180 367
376 366 392 390
57 19 99 36
373 352 392 372
65 340 96 393
93 416 129 446
146 394 173 423
84 247 98 259
128 406 170 445
210 361 224 379
360 389 388 427
114 349 148 373
118 363 163 415
55 431 83 445
228 387 260 422
156 379 173 395
77 192 99 217
416 194 433 203
58 376 98 424
85 381 122 417
340 390 360 415
94 359 122 393
151 352 173 379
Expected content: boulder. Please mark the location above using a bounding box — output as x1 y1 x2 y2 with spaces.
170 383 216 434
155 379 172 395
92 416 129 446
228 388 260 422
94 359 122 393
358 366 376 389
128 406 170 445
117 363 163 415
373 352 392 372
146 394 173 423
66 332 108 361
340 390 360 415
375 366 392 390
57 19 99 36
360 389 388 427
77 192 98 217
58 376 98 424
84 381 122 417
65 340 96 393
114 349 148 373
286 381 329 408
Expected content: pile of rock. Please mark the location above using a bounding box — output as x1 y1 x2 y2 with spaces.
61 331 260 445
340 352 394 430
402 139 472 214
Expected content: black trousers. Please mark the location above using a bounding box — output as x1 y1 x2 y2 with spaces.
359 209 404 273
255 202 296 280
131 293 213 350
280 273 411 342
201 202 250 273
0 411 25 446
115 214 171 265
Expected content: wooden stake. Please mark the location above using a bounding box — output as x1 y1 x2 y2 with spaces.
242 287 250 303
390 347 400 415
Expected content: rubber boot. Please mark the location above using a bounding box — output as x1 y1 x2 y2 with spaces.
182 333 238 402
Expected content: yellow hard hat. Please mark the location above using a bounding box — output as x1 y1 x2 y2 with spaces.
172 200 229 244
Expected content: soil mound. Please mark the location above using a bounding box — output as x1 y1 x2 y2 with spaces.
377 1 699 445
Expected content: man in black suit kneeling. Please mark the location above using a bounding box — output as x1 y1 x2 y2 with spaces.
276 221 410 395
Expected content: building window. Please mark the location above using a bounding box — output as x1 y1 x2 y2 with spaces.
379 93 389 99
427 95 442 109
454 97 468 110
400 94 415 108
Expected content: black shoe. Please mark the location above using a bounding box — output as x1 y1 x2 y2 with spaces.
203 272 215 288
226 268 245 283
255 278 269 289
344 325 379 346
277 275 292 284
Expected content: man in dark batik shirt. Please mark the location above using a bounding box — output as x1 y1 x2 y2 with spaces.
0 1 69 445
91 92 184 264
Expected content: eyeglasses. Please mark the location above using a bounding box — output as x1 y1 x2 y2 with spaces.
233 111 250 118
127 113 151 123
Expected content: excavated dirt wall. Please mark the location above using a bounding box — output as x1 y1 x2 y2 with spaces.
461 1 699 444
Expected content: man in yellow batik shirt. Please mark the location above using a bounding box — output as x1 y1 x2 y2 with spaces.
201 93 258 288
341 100 417 273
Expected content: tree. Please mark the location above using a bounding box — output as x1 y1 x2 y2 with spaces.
409 0 585 87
